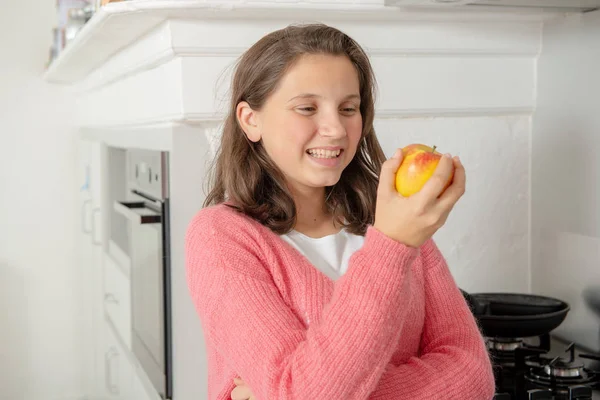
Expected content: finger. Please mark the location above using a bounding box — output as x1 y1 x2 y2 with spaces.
414 153 454 204
377 148 404 198
231 384 253 400
233 377 245 385
436 156 466 211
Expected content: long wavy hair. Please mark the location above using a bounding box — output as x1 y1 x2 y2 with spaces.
203 23 386 235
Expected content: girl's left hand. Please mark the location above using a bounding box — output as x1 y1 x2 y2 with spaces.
231 377 256 400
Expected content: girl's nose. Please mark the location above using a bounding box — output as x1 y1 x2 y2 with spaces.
318 113 347 138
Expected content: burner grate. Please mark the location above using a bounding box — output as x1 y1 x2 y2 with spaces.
524 343 600 390
491 336 600 400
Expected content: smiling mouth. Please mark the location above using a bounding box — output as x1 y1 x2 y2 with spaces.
306 149 343 159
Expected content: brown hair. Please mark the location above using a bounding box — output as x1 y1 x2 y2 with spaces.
203 23 386 235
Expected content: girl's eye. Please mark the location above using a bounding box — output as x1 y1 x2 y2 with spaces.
340 107 357 114
296 106 316 113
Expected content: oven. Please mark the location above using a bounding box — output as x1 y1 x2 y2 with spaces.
111 148 173 399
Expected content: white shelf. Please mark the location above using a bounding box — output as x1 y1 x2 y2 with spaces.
43 0 557 84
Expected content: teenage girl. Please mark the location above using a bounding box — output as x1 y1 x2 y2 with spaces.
185 23 495 400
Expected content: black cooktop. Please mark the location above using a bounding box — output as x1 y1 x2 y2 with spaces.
490 334 600 400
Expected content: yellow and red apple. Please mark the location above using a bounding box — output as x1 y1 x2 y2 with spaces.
394 144 454 197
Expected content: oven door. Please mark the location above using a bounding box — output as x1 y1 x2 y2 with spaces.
113 197 170 399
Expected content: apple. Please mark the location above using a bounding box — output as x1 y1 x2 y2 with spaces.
394 144 454 197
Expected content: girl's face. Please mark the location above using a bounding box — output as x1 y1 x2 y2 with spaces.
237 54 363 196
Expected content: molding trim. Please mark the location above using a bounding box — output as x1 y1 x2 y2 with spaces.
374 107 533 118
79 45 537 93
173 46 538 58
76 48 177 93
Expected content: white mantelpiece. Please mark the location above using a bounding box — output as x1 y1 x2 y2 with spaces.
51 2 551 127
74 17 541 127
45 0 558 85
47 1 561 398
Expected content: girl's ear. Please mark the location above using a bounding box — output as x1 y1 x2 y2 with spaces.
236 101 261 142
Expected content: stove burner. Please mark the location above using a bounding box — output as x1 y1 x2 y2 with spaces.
491 335 600 400
526 366 596 386
488 334 551 369
489 338 525 352
524 343 599 398
543 358 585 378
525 343 598 387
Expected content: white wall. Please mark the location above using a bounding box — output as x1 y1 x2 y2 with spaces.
375 115 532 293
0 2 84 399
531 10 600 352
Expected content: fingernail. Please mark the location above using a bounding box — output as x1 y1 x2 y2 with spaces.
444 153 451 158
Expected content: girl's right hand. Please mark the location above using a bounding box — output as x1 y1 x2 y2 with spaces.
373 148 465 248
232 377 256 400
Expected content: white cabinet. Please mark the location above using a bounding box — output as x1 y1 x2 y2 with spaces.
77 137 107 396
102 317 164 400
77 136 157 400
103 250 132 349
102 320 134 399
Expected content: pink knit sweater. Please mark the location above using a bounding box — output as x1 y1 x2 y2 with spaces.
185 204 496 400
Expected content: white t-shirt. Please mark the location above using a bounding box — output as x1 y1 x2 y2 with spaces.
280 229 365 281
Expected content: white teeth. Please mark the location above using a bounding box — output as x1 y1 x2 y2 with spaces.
307 149 341 158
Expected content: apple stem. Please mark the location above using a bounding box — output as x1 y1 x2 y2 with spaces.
432 145 437 153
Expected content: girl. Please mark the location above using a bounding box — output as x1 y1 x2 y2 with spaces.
185 23 495 400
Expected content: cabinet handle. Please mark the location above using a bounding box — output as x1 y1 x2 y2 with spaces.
81 200 92 234
91 207 102 246
104 346 119 395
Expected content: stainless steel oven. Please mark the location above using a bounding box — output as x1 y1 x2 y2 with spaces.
112 148 173 399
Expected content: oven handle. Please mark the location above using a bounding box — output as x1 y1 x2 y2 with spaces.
113 201 162 224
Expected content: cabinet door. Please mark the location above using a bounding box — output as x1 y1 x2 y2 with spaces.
77 137 109 397
77 138 106 246
102 319 160 400
77 139 93 240
102 321 134 399
90 139 107 247
76 138 98 394
103 251 132 349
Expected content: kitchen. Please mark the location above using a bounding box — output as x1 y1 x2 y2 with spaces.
2 0 598 399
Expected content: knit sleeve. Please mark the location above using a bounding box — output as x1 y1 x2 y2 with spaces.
367 239 496 400
185 210 419 400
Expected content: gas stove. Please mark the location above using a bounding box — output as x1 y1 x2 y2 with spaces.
490 334 600 400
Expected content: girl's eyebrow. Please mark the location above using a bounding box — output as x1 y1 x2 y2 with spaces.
287 93 360 103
